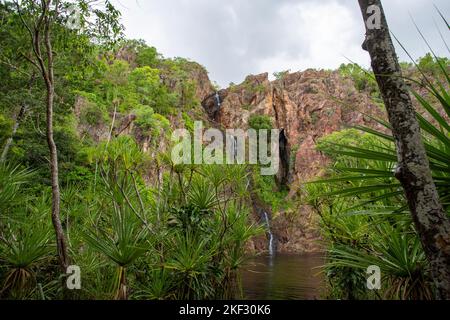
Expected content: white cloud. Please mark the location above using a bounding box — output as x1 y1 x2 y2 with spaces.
258 1 370 78
111 0 450 87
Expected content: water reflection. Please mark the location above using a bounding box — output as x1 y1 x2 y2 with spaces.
239 254 325 300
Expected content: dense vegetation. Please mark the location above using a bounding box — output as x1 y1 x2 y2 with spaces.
309 55 450 300
0 1 263 300
0 0 449 301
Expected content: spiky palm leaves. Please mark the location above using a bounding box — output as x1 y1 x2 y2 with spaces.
310 56 449 300
81 208 148 300
0 164 52 299
0 164 33 213
165 164 262 300
80 137 150 300
327 224 432 300
80 137 260 300
0 216 52 299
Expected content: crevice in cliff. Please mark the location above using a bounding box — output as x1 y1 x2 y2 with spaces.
277 129 290 189
272 88 291 189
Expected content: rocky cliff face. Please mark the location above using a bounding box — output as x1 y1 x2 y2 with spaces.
202 69 386 253
74 51 387 254
203 70 385 184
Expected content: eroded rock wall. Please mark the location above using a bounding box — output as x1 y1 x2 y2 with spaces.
202 69 386 253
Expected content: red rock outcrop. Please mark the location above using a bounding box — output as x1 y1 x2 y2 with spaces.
202 69 386 253
204 69 385 184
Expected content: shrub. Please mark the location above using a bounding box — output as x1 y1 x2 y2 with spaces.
249 115 273 131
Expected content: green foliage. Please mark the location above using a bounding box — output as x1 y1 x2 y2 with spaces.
417 53 449 76
0 0 125 186
0 114 12 146
273 70 290 81
79 98 109 126
0 165 53 299
56 136 261 300
0 1 263 302
165 231 217 299
67 56 178 121
338 63 379 94
0 211 53 299
253 170 290 212
136 46 161 68
134 105 170 139
157 57 204 112
248 115 273 131
129 66 161 98
0 164 33 213
243 80 265 95
309 58 450 300
13 0 450 302
182 112 195 132
180 79 200 110
81 208 148 300
328 225 432 300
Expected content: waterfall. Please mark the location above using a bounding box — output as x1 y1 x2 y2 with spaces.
215 92 221 108
262 211 275 256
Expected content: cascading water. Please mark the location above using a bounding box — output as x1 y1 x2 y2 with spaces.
262 211 275 256
212 92 222 121
215 92 221 108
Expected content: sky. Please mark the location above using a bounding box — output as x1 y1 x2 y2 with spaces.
110 0 450 87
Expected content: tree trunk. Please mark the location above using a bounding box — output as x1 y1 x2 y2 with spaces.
1 73 35 163
0 104 27 163
46 79 68 272
43 12 69 272
358 0 450 299
24 0 69 272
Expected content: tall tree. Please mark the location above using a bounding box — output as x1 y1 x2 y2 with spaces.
11 0 122 273
14 0 69 271
358 0 450 299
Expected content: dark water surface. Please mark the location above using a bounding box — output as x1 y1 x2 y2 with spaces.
239 254 325 300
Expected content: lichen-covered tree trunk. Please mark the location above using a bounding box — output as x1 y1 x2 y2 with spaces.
358 0 450 299
0 104 27 163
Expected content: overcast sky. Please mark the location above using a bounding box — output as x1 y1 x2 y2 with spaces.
111 0 450 87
